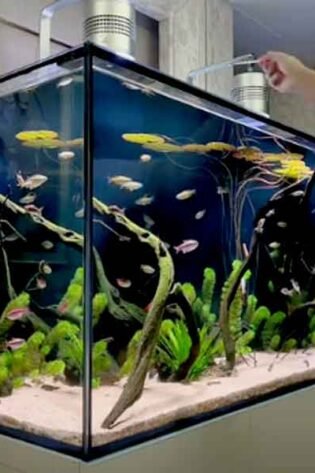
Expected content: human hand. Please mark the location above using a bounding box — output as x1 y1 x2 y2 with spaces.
259 51 308 94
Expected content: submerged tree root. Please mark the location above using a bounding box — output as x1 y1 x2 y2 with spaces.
92 199 175 429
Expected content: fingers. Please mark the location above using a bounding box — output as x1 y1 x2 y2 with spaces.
268 71 285 89
258 51 284 74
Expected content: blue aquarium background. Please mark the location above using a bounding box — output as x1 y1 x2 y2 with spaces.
0 48 314 455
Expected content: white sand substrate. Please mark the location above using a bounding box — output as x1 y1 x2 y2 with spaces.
0 350 314 447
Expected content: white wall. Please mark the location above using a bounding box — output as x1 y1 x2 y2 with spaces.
0 0 158 75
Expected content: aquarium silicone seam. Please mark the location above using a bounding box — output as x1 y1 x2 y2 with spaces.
82 45 94 457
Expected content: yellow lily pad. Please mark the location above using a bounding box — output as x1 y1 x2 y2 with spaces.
264 153 304 162
205 142 236 152
16 130 59 141
273 160 313 180
65 138 84 147
143 142 184 153
233 147 263 162
181 144 209 153
122 133 165 145
22 139 65 149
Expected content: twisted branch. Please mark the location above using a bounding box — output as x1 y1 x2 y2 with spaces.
93 199 175 429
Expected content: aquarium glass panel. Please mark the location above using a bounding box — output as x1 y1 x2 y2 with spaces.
90 51 315 456
1 45 315 460
0 62 85 453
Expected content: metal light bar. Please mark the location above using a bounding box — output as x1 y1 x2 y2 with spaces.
187 53 258 85
39 0 81 59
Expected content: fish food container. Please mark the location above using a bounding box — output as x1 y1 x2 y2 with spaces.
0 42 314 460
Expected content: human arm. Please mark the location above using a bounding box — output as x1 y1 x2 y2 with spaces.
259 51 315 101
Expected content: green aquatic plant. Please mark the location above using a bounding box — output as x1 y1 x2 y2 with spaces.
155 319 192 378
191 268 217 328
92 340 113 384
181 283 197 305
269 334 282 351
261 311 286 350
250 306 271 332
236 330 255 356
45 321 114 384
282 338 297 352
10 331 46 378
0 293 30 339
187 326 216 380
92 293 108 326
42 360 66 377
155 318 218 382
202 268 216 306
58 267 84 313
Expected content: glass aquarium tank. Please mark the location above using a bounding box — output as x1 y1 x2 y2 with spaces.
0 43 315 459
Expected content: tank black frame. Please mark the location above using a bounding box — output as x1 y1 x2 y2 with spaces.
0 42 314 461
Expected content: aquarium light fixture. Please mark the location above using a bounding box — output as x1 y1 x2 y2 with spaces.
39 0 136 60
186 54 269 117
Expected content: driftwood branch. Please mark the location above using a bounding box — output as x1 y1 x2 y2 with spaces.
0 194 145 325
92 199 175 429
219 238 258 371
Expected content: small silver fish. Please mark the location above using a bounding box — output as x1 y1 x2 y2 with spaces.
277 221 288 228
143 214 155 229
120 181 143 192
266 209 275 218
195 209 206 220
291 279 301 293
0 231 19 242
6 308 29 321
217 186 229 195
41 240 54 250
269 242 281 249
291 190 305 197
58 150 75 160
6 338 26 351
39 260 52 275
108 175 132 186
140 154 152 163
116 278 132 289
255 218 266 234
17 172 48 190
140 264 155 275
281 288 294 297
19 192 37 205
75 208 85 218
174 239 199 254
176 189 196 201
135 195 154 206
